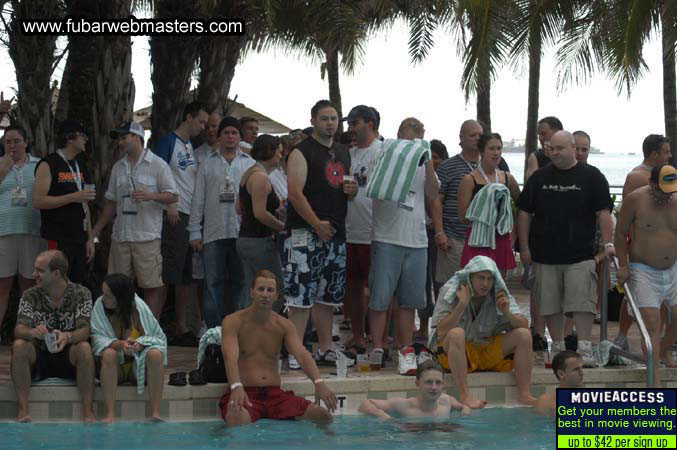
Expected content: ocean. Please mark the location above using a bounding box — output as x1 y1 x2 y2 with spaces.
500 152 641 187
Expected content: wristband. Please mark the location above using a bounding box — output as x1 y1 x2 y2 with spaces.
230 382 243 391
603 243 615 248
313 378 324 385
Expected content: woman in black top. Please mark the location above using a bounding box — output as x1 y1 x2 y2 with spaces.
236 134 286 310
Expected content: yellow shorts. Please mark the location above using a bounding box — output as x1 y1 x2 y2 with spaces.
436 334 514 373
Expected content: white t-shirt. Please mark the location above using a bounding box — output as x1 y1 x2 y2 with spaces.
154 132 197 215
194 142 216 165
372 163 428 248
269 167 288 200
346 139 381 244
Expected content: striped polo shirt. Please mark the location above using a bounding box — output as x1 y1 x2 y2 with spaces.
437 154 477 240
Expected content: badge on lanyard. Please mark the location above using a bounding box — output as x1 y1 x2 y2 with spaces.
11 187 27 206
291 229 309 248
122 177 138 215
219 176 235 203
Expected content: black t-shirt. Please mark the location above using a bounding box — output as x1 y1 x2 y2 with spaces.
534 148 551 168
517 162 611 264
36 153 91 244
286 136 351 237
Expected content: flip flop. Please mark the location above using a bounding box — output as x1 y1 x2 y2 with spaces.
189 369 207 386
168 371 187 386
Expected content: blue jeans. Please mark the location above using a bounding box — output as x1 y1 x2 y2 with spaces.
203 238 245 327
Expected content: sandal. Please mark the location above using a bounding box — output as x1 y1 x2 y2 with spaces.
189 369 207 386
168 371 187 386
343 344 367 361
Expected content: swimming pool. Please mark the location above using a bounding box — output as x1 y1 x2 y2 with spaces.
1 407 554 449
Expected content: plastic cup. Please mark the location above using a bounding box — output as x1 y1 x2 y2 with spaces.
84 184 95 191
336 358 348 378
45 331 58 353
369 352 382 371
342 175 355 183
278 359 283 373
357 354 370 372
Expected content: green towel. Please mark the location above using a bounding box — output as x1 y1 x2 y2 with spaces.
466 183 513 249
366 139 430 203
197 326 222 368
90 295 167 394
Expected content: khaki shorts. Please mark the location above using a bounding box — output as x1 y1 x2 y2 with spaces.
533 260 597 316
435 236 465 284
108 240 163 289
0 234 47 279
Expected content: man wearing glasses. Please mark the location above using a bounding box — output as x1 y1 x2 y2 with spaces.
33 119 96 284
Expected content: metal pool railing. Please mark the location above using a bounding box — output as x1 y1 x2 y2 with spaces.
600 257 655 388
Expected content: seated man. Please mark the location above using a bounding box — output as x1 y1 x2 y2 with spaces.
11 250 95 422
220 270 337 426
429 255 535 408
358 360 470 418
535 351 584 415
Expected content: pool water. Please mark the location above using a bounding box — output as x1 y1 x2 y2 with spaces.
2 407 554 449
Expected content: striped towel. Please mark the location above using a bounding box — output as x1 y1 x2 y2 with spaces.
465 183 513 249
366 139 431 203
197 326 222 368
90 295 167 394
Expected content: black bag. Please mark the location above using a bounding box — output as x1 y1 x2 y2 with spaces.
200 344 228 383
606 286 624 322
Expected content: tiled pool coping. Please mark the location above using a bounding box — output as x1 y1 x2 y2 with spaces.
1 366 675 421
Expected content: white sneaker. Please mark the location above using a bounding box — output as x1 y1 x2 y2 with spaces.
196 321 208 339
288 354 301 370
398 346 418 376
578 340 597 367
551 340 566 354
416 348 433 365
613 334 629 351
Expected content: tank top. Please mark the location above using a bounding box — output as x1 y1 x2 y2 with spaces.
239 169 281 238
534 148 551 169
471 172 510 198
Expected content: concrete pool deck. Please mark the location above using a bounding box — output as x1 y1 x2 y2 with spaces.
0 279 674 421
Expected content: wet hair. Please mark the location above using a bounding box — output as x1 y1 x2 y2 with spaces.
103 273 137 332
478 132 503 153
310 100 337 118
44 250 69 279
573 130 591 144
416 359 445 380
430 139 449 160
240 116 259 127
552 350 581 380
252 269 279 292
538 116 563 132
250 134 281 161
642 134 669 159
338 130 356 146
182 101 207 122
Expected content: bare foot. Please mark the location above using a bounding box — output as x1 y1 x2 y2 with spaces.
102 416 115 424
461 395 487 409
518 394 537 406
150 415 164 423
83 411 96 423
17 413 31 423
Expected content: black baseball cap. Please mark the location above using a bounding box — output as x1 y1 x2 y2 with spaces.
341 105 378 123
60 119 86 135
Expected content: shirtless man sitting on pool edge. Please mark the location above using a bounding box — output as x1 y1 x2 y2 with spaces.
220 270 338 426
358 360 470 419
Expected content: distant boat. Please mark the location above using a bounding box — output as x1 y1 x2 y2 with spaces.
628 152 636 155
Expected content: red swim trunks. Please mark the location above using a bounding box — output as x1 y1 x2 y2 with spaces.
219 386 312 422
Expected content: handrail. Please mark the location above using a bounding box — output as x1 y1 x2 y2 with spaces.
609 257 654 388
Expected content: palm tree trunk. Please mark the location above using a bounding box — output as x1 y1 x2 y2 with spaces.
524 26 542 182
197 36 244 114
476 51 491 132
149 0 201 148
325 47 344 133
6 0 61 156
661 8 677 161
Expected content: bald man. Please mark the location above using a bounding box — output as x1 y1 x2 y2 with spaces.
517 131 614 367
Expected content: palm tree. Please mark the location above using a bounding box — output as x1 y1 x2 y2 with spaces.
1 0 63 156
558 0 677 161
148 0 202 148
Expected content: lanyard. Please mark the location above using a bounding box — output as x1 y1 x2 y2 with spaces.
11 158 27 188
219 152 236 180
126 149 148 187
478 164 498 184
459 154 479 172
57 150 82 191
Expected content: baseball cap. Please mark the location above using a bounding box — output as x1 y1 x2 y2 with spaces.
651 164 677 194
341 105 377 123
110 121 145 139
60 119 87 135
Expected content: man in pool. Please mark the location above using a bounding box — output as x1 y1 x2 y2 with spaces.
430 256 536 408
220 270 338 426
534 351 584 415
358 360 470 419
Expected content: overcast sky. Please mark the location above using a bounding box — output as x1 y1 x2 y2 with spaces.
0 20 666 154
